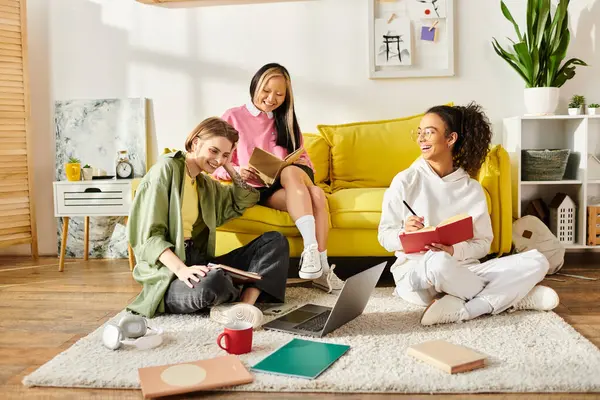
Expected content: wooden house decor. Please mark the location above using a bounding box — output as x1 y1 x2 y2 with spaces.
549 193 576 245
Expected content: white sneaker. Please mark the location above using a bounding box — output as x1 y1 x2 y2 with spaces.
209 303 264 329
421 295 468 326
313 264 345 293
299 244 323 279
511 286 559 312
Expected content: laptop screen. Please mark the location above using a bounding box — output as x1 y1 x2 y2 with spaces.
277 309 318 324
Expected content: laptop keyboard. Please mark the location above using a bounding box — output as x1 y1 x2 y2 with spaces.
295 311 331 332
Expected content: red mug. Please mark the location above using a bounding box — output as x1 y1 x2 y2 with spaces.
217 321 253 355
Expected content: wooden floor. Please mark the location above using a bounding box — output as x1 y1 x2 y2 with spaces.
1 255 599 399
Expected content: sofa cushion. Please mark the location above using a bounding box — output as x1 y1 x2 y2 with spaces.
303 133 330 192
477 145 511 255
317 113 423 191
218 194 333 236
218 204 301 236
328 188 386 229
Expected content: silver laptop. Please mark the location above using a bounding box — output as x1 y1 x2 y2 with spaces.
263 262 386 338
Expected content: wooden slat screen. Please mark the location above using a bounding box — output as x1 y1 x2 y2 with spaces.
0 0 37 256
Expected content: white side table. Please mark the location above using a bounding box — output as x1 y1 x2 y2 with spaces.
53 179 135 272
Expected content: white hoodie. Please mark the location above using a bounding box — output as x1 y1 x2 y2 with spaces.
378 157 493 266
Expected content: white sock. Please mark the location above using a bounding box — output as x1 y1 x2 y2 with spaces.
295 215 317 248
464 297 493 320
319 250 329 273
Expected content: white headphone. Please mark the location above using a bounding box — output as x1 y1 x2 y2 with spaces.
102 314 163 350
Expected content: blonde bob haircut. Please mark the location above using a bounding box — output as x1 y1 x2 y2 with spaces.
184 117 239 152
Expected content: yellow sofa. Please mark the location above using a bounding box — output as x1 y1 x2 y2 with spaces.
216 112 513 258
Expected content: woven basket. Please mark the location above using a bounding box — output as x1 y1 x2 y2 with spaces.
522 149 570 181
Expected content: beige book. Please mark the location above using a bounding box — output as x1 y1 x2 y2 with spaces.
207 263 262 283
406 340 487 374
138 355 254 398
248 147 305 186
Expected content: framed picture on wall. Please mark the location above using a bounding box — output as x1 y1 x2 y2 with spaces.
368 0 455 78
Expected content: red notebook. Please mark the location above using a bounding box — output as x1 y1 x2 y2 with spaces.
399 214 474 254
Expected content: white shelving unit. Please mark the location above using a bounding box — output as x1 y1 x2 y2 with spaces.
503 115 600 251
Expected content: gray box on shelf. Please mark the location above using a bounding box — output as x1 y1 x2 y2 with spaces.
522 149 570 181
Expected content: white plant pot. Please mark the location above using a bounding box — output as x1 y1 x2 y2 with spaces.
588 107 598 116
568 107 582 116
523 87 559 116
82 168 93 180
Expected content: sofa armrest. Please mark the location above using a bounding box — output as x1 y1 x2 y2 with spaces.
478 145 512 256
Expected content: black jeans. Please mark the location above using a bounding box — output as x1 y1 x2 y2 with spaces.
164 231 289 314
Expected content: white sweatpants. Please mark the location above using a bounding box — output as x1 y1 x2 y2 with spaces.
392 249 550 315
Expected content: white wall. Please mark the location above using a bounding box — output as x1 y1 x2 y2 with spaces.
6 0 599 256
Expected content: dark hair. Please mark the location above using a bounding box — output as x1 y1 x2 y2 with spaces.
425 102 492 177
249 63 302 154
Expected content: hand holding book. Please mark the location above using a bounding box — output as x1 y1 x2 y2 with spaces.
239 166 265 186
400 201 473 254
248 147 306 187
425 242 455 256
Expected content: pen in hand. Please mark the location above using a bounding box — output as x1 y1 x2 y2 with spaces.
402 200 417 216
402 200 424 231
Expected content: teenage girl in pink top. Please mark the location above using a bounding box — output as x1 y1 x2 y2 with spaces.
213 63 342 293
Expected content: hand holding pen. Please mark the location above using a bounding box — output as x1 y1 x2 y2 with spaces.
403 200 424 232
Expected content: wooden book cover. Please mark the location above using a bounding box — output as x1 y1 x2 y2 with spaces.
406 340 487 374
207 263 262 283
248 147 305 186
138 355 254 398
399 214 474 254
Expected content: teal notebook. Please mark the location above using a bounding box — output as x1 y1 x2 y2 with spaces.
251 338 350 380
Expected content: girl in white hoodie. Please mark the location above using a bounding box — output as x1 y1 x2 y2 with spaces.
378 102 559 326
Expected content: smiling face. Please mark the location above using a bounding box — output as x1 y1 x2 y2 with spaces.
414 112 457 163
191 136 234 174
254 75 287 113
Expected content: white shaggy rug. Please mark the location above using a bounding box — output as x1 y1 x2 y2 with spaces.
23 287 600 393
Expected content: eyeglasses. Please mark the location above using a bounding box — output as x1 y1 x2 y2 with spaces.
410 128 438 142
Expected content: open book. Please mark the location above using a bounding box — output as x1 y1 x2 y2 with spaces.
399 213 473 254
248 147 305 187
207 263 262 283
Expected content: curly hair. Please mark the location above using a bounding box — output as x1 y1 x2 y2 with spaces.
426 102 492 177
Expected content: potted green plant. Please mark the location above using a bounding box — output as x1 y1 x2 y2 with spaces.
568 94 585 115
65 156 81 181
492 0 587 116
588 103 599 116
82 164 93 180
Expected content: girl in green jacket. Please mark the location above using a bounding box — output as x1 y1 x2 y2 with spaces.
127 117 289 328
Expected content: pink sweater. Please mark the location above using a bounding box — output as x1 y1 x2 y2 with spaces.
212 103 314 185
